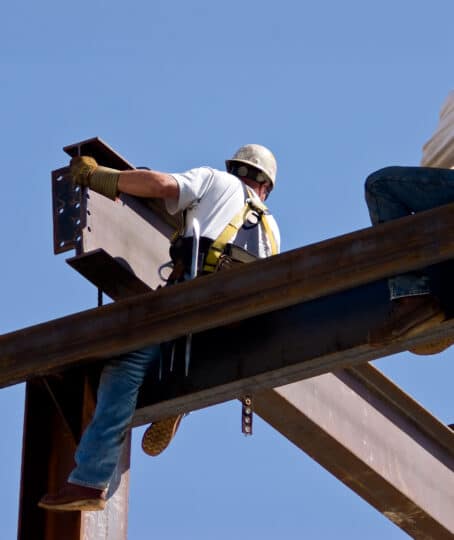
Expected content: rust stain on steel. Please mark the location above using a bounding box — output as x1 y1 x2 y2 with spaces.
6 201 454 388
18 379 82 540
18 373 130 540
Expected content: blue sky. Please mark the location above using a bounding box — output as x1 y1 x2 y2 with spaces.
1 1 454 538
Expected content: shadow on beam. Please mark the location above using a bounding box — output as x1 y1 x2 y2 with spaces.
133 262 454 424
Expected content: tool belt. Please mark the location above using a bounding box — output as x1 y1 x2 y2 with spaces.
161 238 257 374
160 190 276 373
216 243 258 271
167 236 257 283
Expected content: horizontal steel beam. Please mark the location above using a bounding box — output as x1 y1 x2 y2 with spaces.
253 364 454 539
3 202 454 389
131 274 454 424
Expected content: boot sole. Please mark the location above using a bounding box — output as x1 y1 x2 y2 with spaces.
142 415 183 456
405 313 451 355
38 499 106 512
402 311 446 339
369 310 445 346
409 336 454 355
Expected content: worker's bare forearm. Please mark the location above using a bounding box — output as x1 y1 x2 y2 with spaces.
118 170 179 200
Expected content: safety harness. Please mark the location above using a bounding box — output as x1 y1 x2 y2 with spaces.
168 187 277 281
202 187 278 272
164 187 277 435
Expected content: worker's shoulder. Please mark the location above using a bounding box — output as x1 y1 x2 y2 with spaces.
196 166 242 187
196 166 234 178
179 166 233 181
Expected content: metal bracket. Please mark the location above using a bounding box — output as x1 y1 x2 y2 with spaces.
51 167 85 254
52 136 135 257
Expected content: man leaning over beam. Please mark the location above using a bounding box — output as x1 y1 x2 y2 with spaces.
365 90 454 354
38 143 280 511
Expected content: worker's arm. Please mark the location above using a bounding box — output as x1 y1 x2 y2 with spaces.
69 156 179 200
118 170 179 199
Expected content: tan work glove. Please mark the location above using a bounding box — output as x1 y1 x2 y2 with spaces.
70 156 120 201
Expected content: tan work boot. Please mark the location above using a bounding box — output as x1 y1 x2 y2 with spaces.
408 336 454 355
38 482 106 512
141 415 183 456
369 295 445 346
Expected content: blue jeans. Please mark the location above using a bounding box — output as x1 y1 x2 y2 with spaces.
68 344 160 489
365 166 454 299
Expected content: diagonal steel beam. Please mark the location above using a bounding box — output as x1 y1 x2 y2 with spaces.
253 364 454 540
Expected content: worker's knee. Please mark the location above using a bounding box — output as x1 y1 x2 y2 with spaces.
364 166 403 194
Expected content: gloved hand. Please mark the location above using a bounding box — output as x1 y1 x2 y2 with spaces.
70 156 98 186
69 155 120 201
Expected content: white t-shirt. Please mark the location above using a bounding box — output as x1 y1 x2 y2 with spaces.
166 167 280 257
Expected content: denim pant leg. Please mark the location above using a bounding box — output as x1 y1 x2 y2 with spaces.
68 344 160 489
365 166 454 299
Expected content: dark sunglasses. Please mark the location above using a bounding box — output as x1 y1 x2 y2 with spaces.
228 163 268 184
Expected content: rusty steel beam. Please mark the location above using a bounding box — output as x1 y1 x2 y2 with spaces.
130 270 454 424
18 378 83 540
253 364 454 540
4 201 454 389
18 369 131 540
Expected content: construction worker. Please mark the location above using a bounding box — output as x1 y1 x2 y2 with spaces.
365 91 454 348
38 144 280 511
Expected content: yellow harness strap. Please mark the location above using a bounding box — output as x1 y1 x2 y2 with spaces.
203 188 277 273
261 210 278 256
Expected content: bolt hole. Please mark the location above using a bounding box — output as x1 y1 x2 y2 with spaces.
59 241 65 247
87 226 92 232
75 202 80 209
58 208 64 215
57 175 63 182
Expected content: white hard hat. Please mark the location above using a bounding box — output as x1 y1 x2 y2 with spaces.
226 144 277 189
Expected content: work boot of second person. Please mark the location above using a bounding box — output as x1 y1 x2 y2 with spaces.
141 415 183 457
369 295 445 346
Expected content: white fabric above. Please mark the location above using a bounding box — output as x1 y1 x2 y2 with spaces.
166 166 280 257
421 90 454 168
